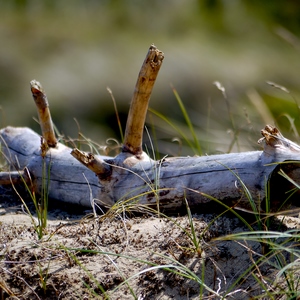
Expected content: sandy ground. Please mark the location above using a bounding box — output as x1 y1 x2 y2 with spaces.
1 186 300 300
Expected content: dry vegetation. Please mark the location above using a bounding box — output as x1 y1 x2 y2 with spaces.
2 4 300 298
1 186 300 299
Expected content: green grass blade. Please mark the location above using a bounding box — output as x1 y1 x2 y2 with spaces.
188 188 254 231
172 86 202 155
148 108 198 154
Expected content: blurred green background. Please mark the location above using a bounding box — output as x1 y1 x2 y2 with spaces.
1 0 300 156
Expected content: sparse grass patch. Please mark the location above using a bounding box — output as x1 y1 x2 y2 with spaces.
16 158 50 240
1 80 300 299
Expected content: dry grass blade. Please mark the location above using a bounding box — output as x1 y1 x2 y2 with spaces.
0 279 16 298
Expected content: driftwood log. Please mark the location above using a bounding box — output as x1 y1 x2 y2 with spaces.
1 45 300 213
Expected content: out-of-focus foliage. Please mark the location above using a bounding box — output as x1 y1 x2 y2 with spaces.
1 1 300 155
244 0 300 32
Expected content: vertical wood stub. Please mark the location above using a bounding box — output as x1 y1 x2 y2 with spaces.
30 80 57 148
123 44 164 156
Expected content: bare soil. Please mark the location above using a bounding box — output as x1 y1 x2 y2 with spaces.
0 186 299 300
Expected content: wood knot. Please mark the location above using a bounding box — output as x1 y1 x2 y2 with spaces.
259 124 300 153
259 125 281 146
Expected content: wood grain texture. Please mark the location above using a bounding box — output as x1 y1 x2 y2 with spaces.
30 80 57 148
1 125 300 212
123 44 164 156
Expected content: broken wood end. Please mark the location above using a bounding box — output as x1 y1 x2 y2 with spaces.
148 43 164 66
71 148 111 177
30 79 45 96
122 44 164 156
30 79 57 148
259 125 300 153
0 170 30 186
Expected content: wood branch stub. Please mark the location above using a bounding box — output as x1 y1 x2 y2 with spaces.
71 148 111 178
2 125 300 211
30 80 57 148
2 46 300 213
122 44 164 156
0 170 27 185
259 124 300 153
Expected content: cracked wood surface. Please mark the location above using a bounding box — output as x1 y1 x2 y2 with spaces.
1 44 300 213
1 125 300 212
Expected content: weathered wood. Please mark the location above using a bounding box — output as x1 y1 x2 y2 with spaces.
30 80 57 148
71 148 111 177
0 170 27 185
1 125 300 212
1 44 300 213
123 44 164 156
0 126 111 207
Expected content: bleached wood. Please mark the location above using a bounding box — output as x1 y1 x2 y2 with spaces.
0 126 110 207
71 148 111 177
1 125 300 212
1 45 300 213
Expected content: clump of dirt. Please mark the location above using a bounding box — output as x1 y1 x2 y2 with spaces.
0 192 299 299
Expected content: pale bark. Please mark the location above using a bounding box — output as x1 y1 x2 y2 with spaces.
1 45 300 213
1 125 300 212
